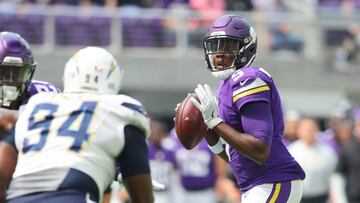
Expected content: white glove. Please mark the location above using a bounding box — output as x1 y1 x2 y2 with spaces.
190 84 223 129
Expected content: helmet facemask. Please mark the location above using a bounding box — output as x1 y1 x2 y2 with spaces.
204 35 240 74
0 63 35 108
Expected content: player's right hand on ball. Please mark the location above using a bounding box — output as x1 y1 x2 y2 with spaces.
175 103 181 112
191 84 222 129
173 103 181 122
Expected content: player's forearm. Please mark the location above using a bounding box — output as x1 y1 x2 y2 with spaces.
0 142 18 203
204 129 219 146
213 122 269 165
204 130 229 163
216 151 230 163
0 169 11 203
0 109 17 135
124 174 154 203
0 183 7 203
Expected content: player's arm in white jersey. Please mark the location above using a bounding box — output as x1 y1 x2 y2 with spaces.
119 126 153 203
112 96 154 203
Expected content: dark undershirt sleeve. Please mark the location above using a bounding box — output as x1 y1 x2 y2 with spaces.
116 125 150 178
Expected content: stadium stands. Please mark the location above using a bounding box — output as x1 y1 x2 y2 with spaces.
0 4 359 117
55 15 111 46
0 13 45 44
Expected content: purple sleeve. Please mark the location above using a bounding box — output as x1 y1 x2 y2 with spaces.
240 101 273 145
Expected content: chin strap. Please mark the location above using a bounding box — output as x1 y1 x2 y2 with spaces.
211 68 235 80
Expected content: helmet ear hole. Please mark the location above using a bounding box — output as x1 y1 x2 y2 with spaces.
235 53 247 68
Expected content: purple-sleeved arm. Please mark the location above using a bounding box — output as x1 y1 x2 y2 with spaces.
240 101 273 145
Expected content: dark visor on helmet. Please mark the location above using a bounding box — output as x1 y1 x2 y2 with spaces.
0 65 33 85
204 36 246 54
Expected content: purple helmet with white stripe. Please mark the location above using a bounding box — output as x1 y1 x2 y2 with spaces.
203 15 257 80
0 32 36 109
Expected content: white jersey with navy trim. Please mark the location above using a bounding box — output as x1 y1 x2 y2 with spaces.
7 93 150 202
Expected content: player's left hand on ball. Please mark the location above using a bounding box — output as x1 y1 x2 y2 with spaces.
175 103 181 112
174 93 192 112
174 93 192 122
173 102 181 122
190 84 222 129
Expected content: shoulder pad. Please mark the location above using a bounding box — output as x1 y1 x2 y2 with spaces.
20 80 61 108
30 80 61 94
232 77 270 103
103 95 150 138
258 67 272 79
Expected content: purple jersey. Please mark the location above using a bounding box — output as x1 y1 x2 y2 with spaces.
170 130 217 190
20 80 61 107
148 139 176 188
217 66 305 192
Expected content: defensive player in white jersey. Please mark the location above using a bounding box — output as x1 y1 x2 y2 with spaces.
0 47 154 203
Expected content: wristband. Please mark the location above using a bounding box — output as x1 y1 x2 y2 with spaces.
208 138 224 154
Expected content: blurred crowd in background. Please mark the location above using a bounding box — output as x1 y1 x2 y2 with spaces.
0 0 359 72
1 0 359 12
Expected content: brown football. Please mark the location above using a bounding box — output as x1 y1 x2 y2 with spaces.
175 94 207 149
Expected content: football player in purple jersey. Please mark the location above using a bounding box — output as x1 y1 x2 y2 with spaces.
0 32 60 134
0 32 60 202
190 15 306 203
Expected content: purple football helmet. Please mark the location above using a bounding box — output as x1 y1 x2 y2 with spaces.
203 15 257 80
0 32 36 109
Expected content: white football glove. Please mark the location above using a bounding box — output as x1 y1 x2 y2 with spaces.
190 84 223 129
